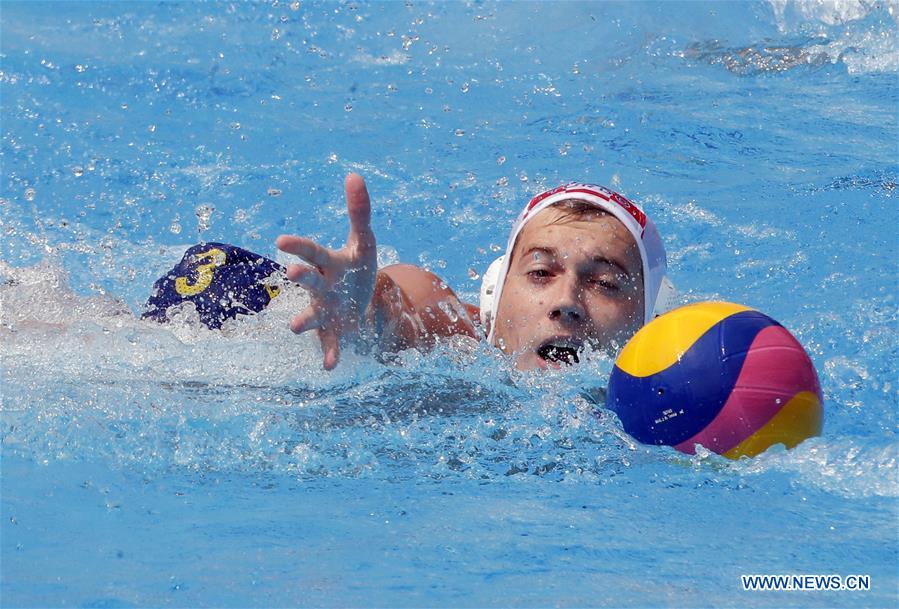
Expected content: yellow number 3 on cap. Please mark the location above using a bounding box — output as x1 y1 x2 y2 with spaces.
175 248 226 297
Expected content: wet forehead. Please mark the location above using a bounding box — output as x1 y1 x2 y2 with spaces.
512 206 641 269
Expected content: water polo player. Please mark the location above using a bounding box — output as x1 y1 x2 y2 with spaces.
145 173 675 370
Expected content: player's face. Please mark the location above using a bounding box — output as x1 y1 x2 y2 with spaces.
492 206 644 371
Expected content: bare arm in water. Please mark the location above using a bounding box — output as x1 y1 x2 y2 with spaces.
276 173 479 369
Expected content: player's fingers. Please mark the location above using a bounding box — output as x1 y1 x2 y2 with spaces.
276 235 331 268
344 173 375 249
286 263 325 292
319 329 340 370
290 307 321 334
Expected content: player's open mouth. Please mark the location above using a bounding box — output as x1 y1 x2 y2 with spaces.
536 338 582 365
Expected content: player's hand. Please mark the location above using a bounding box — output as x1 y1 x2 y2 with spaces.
276 173 377 370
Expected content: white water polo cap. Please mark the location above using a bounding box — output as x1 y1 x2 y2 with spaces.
481 182 676 344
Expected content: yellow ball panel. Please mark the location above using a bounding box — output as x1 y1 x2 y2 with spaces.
616 301 754 377
723 391 824 459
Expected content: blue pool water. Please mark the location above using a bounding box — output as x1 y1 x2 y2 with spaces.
2 1 897 607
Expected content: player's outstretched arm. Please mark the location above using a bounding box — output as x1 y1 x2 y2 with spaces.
276 173 478 370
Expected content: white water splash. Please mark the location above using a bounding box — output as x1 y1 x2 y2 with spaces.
769 0 897 29
767 0 899 73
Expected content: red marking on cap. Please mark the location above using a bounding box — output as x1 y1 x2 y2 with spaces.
525 183 648 237
610 192 647 233
565 187 611 201
525 185 567 215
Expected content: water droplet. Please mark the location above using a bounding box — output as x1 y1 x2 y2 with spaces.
327 153 338 164
267 187 282 197
438 300 459 322
468 268 480 280
120 103 128 110
401 35 418 51
519 173 528 182
75 64 86 73
271 28 281 41
148 124 156 133
496 155 506 165
461 82 470 93
344 103 353 112
454 129 465 137
24 188 35 201
195 205 214 233
424 87 433 94
72 166 84 177
290 1 300 10
169 219 182 234
230 122 241 130
387 84 397 92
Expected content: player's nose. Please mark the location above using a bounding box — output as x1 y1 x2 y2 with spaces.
547 275 585 324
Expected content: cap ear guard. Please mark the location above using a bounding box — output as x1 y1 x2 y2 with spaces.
652 275 678 318
479 256 504 330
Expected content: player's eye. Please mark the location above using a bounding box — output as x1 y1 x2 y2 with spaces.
589 276 620 291
527 269 552 282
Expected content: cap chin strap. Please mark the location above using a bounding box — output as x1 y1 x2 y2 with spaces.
478 256 677 333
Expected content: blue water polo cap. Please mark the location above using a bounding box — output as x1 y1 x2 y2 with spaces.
143 243 285 329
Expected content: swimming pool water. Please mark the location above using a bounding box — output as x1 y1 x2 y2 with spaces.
2 1 897 607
